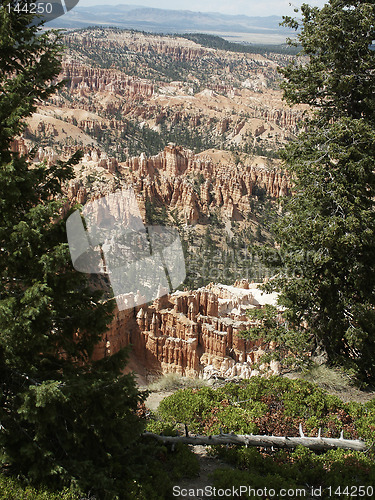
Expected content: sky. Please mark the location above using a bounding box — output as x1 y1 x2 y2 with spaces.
76 0 328 18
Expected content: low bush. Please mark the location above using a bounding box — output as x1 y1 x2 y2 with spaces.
0 475 81 499
154 376 375 496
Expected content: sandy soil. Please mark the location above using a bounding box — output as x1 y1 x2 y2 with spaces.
144 391 175 411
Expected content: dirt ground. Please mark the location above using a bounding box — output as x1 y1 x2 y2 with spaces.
143 390 175 411
174 445 231 499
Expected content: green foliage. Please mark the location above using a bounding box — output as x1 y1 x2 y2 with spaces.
0 5 147 498
212 466 300 499
146 420 178 436
179 217 276 290
168 442 200 480
125 436 199 499
240 304 313 370
262 1 375 383
280 1 375 123
213 446 375 497
157 377 375 494
0 2 63 151
156 376 369 438
0 474 81 499
157 387 216 433
145 197 168 225
191 172 205 193
264 118 375 380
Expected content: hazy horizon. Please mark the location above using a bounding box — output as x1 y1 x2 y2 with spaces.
76 0 327 18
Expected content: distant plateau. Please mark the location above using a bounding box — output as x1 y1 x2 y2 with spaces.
46 4 296 44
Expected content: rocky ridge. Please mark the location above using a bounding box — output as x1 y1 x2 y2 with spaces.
62 144 290 225
12 136 288 227
61 61 155 98
12 29 300 375
124 144 289 223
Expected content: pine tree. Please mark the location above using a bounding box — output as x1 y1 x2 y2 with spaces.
280 0 375 123
263 1 375 381
0 3 145 496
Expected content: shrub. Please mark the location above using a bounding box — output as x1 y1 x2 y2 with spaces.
156 376 375 494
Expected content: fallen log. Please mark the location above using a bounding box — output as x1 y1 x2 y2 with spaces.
143 429 367 452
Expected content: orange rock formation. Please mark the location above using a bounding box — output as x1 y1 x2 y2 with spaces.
125 144 290 223
93 282 281 379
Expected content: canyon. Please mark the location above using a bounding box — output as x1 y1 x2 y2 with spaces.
23 28 306 161
15 28 301 376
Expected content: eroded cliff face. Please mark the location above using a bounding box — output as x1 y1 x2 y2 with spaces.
61 62 155 98
10 138 29 156
12 29 299 380
93 281 280 380
61 144 289 225
50 56 304 152
20 140 289 226
124 144 290 224
64 30 209 63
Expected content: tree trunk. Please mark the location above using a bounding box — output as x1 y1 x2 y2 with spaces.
143 431 367 452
